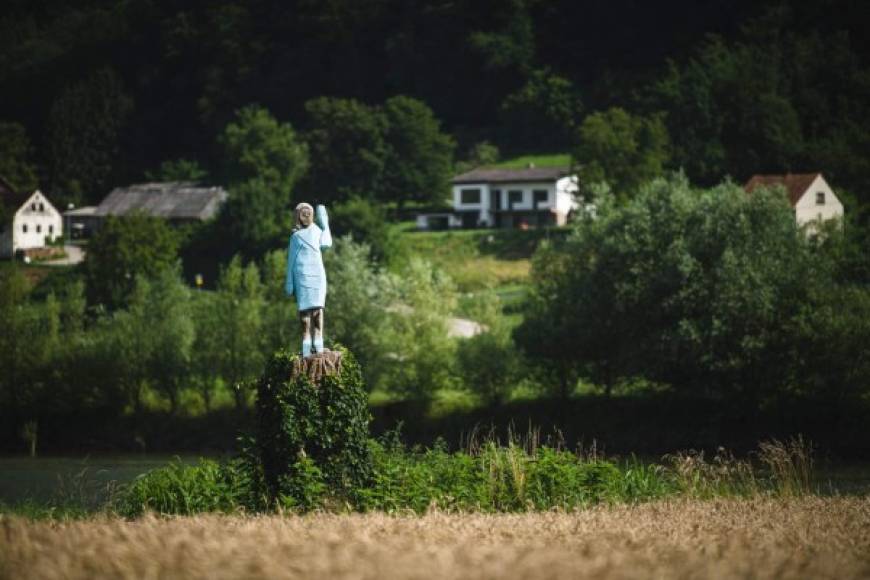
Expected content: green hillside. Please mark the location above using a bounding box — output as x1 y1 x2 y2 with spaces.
397 226 569 294
490 154 571 169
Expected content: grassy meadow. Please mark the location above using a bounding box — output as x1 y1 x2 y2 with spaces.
3 498 869 580
395 226 560 294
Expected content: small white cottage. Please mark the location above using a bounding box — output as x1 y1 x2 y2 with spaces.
744 173 844 230
0 180 63 258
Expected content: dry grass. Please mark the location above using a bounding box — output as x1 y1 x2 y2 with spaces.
3 498 869 579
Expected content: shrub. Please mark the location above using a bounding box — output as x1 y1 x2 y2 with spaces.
525 448 622 509
251 347 373 509
116 436 819 516
360 440 488 513
360 440 627 513
116 458 247 517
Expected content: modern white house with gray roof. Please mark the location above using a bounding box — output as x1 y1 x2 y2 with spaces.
417 166 579 230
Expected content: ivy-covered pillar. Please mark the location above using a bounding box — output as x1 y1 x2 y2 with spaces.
252 346 372 509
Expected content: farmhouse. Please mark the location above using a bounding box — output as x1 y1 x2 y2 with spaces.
90 181 228 230
417 166 579 230
744 172 844 229
0 177 63 259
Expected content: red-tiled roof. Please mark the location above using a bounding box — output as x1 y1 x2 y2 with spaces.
744 173 821 207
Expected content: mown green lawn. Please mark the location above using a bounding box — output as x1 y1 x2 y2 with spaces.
397 227 567 293
491 153 572 168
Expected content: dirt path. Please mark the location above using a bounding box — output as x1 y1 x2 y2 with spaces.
42 244 85 266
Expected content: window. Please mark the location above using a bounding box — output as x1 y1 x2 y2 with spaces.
491 189 502 210
460 188 481 204
38 203 45 212
36 224 42 234
31 202 37 211
508 190 523 206
816 191 825 205
533 189 548 206
22 224 28 233
49 225 54 234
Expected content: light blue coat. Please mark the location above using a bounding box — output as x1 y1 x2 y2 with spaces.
285 205 332 311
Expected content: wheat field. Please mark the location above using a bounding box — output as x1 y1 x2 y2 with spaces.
2 497 869 580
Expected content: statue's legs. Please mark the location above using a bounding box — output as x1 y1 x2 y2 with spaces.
299 309 313 357
312 308 324 353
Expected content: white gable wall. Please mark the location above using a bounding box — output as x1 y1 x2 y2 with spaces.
555 176 579 222
793 175 844 228
12 191 63 253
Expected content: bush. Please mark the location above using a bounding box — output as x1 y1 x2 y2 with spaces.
330 198 401 264
115 437 817 516
116 458 247 517
359 439 628 513
360 440 488 512
250 347 373 508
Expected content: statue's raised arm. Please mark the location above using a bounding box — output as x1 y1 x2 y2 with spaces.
316 204 332 250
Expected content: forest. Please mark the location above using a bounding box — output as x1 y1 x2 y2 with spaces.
2 0 870 456
1 0 869 209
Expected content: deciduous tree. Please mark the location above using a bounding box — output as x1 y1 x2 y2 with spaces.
46 68 133 203
517 174 870 403
301 97 386 203
0 121 38 193
84 214 179 308
380 95 455 208
573 107 670 199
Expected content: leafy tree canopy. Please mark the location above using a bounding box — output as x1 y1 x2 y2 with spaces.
499 69 583 153
329 197 400 264
301 97 387 203
46 67 133 205
516 173 870 402
573 108 670 199
0 121 38 193
84 214 179 308
220 105 309 192
145 159 208 183
217 105 309 256
380 95 455 207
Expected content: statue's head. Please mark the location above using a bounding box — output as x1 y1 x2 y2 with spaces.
295 203 314 228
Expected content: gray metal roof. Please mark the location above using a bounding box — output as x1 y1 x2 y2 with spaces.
452 166 572 185
63 205 98 216
95 182 228 220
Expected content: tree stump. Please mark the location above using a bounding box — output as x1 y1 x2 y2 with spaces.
290 349 343 384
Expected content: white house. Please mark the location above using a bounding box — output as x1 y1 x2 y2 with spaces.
448 166 579 229
744 173 844 230
0 182 63 259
